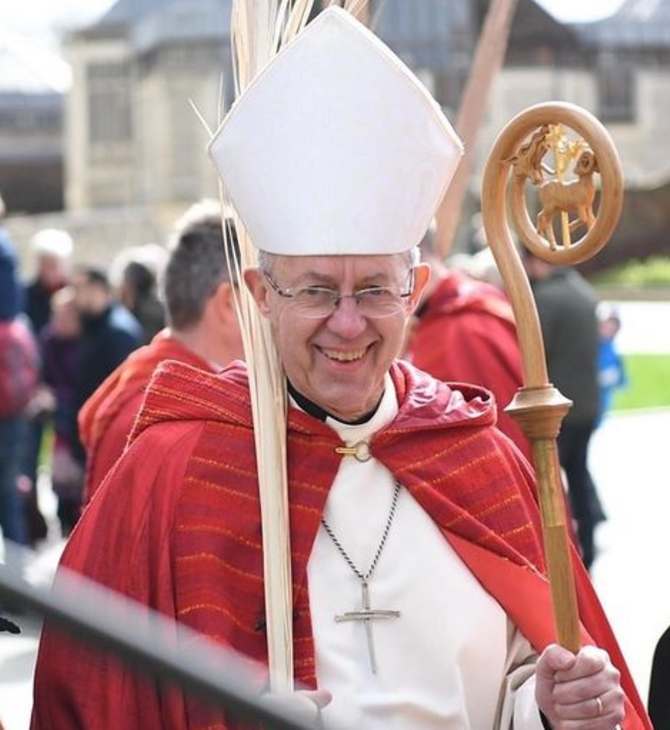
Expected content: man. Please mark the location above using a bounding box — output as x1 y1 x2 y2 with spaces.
32 8 648 730
79 201 244 503
522 252 604 571
71 265 143 416
24 228 72 339
20 228 73 544
65 266 142 522
112 244 168 344
405 224 530 460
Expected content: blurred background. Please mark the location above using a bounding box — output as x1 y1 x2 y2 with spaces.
2 0 669 278
3 0 668 405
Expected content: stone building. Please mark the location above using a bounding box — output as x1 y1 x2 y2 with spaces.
65 0 232 236
59 0 576 248
6 0 670 270
0 39 65 214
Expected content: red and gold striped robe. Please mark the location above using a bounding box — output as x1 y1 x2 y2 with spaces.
32 360 650 730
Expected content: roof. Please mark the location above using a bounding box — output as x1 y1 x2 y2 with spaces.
96 0 230 29
576 0 670 47
97 0 167 28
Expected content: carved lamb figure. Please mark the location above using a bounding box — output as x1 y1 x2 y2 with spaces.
536 149 599 249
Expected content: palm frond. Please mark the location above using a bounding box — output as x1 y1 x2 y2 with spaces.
344 0 370 22
223 0 329 695
188 98 214 138
281 0 316 46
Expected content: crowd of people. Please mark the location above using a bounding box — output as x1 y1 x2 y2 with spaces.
0 192 164 568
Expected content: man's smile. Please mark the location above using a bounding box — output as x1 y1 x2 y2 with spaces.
317 346 370 363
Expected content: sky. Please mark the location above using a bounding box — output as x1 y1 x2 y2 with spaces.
0 0 628 47
0 0 628 92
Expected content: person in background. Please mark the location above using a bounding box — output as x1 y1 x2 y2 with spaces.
596 303 627 426
113 244 167 344
648 624 670 730
24 228 73 339
69 266 143 471
405 222 530 460
79 202 244 503
40 287 83 536
20 228 74 544
0 193 39 579
522 251 603 570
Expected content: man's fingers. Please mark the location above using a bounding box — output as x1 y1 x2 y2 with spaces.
549 688 624 723
551 670 612 705
263 688 333 723
301 689 333 710
554 645 609 683
537 644 576 677
536 644 626 728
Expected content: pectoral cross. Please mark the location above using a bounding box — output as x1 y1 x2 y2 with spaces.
334 580 400 674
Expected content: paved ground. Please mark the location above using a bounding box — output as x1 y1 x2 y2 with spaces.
1 300 668 729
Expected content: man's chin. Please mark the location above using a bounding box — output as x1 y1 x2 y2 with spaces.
315 385 379 422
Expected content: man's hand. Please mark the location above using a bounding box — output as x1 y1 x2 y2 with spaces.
262 689 332 726
536 644 625 729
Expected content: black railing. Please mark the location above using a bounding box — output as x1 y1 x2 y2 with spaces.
0 565 319 730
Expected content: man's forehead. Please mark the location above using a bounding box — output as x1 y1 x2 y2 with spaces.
274 253 405 279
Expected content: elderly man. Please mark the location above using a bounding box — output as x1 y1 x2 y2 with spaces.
24 228 72 338
78 201 244 503
32 7 648 730
20 228 73 544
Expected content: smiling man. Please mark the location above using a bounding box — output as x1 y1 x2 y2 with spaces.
247 252 427 422
31 7 648 730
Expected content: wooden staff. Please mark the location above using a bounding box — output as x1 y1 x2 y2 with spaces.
436 0 519 259
481 102 623 651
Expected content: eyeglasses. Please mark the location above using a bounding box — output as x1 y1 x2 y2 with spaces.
263 270 415 319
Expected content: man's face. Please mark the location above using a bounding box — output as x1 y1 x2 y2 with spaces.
38 254 68 290
72 273 108 317
246 253 429 422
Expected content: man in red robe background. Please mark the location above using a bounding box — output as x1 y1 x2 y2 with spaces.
405 223 530 460
78 201 244 503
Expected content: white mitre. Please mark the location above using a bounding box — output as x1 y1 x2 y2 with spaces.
208 7 463 256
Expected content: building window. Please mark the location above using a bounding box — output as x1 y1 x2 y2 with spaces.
87 61 132 144
597 56 635 124
375 0 473 97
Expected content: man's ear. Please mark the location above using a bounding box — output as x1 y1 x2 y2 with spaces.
408 262 431 312
212 281 236 317
243 268 272 317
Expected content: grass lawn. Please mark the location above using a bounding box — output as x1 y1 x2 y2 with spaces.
612 354 670 412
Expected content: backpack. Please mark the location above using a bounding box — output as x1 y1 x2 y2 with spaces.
0 318 39 418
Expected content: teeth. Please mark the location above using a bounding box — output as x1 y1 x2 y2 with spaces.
322 348 366 362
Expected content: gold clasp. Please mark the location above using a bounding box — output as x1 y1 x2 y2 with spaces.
335 441 372 463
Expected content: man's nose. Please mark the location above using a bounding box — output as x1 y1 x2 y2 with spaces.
326 295 367 338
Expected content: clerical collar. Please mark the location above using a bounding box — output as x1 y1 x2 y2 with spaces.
287 380 383 425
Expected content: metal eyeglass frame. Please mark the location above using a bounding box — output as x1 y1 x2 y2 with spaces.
262 269 416 319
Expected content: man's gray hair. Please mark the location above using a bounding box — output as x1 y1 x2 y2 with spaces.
256 249 275 274
418 219 438 260
162 199 239 330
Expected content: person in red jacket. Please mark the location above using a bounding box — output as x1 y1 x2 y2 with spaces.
405 223 530 460
78 200 244 503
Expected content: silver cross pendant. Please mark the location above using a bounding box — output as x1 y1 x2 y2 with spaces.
334 580 401 674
